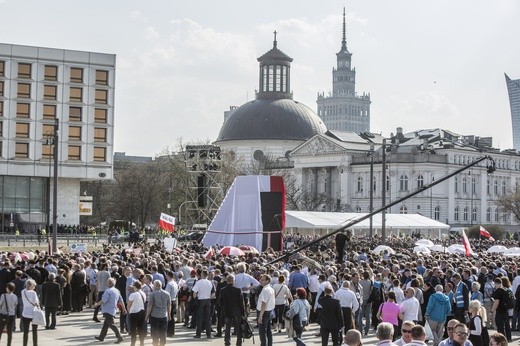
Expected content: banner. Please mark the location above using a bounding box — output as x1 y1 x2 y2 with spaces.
159 213 175 232
79 196 93 216
70 243 87 253
479 226 495 241
461 230 473 257
164 237 178 253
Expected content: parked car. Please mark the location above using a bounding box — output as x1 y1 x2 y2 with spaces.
178 231 204 242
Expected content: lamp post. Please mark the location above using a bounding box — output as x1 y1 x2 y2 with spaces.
381 139 387 244
178 200 196 226
368 143 374 238
470 170 474 226
52 118 59 254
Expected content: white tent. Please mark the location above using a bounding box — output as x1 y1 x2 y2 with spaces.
285 211 450 237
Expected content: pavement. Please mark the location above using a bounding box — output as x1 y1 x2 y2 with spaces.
4 309 520 346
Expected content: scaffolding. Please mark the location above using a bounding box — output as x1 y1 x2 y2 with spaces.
183 145 224 228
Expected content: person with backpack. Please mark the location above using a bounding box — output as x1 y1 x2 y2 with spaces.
491 277 513 342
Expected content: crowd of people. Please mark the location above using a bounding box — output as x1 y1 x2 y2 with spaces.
0 232 518 346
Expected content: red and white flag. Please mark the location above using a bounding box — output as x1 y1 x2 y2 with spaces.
461 229 473 257
204 247 215 259
479 226 495 241
159 213 175 232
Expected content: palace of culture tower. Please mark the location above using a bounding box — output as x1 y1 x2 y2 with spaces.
317 8 371 133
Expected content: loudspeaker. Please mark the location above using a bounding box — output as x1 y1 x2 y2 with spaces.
197 175 206 208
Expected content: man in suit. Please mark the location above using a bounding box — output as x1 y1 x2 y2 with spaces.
42 272 63 329
218 274 244 346
318 286 343 346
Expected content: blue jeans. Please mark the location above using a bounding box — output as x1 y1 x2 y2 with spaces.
257 310 273 346
150 316 167 346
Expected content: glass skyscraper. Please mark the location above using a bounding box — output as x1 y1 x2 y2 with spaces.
506 73 520 150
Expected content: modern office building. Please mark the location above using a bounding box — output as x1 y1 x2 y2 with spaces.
0 43 115 230
506 73 520 151
316 8 371 134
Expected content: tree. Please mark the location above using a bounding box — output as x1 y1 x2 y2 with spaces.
466 224 507 240
496 187 520 223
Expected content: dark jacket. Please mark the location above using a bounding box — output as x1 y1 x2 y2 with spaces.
318 295 343 331
219 283 245 318
42 280 63 308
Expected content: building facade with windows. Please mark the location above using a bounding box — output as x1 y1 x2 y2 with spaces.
290 128 520 231
0 43 115 230
316 8 371 134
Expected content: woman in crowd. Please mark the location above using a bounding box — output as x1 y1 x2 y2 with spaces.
468 300 484 346
21 279 39 346
272 274 291 333
377 291 400 340
0 282 18 346
287 287 310 346
127 281 146 346
489 332 508 346
471 282 484 303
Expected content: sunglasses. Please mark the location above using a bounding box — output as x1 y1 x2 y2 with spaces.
447 327 454 331
455 332 468 338
401 329 412 334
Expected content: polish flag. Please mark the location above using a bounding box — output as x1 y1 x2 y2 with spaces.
204 247 215 259
159 213 175 232
461 229 473 257
479 226 495 241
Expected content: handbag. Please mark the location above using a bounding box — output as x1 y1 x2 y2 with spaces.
23 290 46 326
424 320 434 341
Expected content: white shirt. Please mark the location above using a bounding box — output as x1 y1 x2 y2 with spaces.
128 291 146 313
400 297 420 321
272 283 291 305
334 287 360 313
391 286 405 304
21 289 39 318
234 273 259 294
308 275 320 293
165 280 179 301
192 278 213 299
257 285 275 311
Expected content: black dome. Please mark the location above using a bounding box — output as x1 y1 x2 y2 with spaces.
217 98 327 141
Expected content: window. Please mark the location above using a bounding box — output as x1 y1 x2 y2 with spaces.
69 87 82 102
493 181 498 195
16 103 30 117
68 145 81 160
95 89 108 104
0 101 3 117
487 180 490 195
96 70 108 85
0 81 3 96
434 206 440 221
454 207 459 221
42 144 53 159
454 176 459 193
357 177 363 192
502 181 506 195
417 175 424 189
42 124 55 136
43 85 57 100
494 208 499 222
0 61 4 76
463 207 468 221
399 175 408 191
399 206 408 214
472 178 477 194
17 83 31 98
16 123 29 138
356 206 362 212
94 127 106 142
462 177 467 193
94 108 107 123
69 106 82 121
386 175 390 191
0 121 2 137
70 68 83 83
18 63 31 79
15 142 29 158
68 126 81 141
44 65 58 81
372 176 376 192
472 208 477 222
43 105 56 119
93 147 106 162
486 207 491 222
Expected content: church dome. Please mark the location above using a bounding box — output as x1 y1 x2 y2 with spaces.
216 32 327 142
217 98 327 141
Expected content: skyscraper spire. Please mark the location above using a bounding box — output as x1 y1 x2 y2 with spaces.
273 30 277 48
341 7 347 50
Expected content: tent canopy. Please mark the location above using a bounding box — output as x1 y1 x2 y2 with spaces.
285 211 449 231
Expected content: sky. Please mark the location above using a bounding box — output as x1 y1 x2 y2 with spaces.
0 0 519 156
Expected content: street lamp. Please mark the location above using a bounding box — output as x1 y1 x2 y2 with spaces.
368 143 374 238
381 139 387 244
178 200 196 226
51 119 59 254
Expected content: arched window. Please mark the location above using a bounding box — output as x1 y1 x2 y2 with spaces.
372 176 377 192
462 177 467 193
502 181 507 195
400 175 408 191
472 178 477 194
493 181 498 195
356 205 362 212
357 176 363 192
400 206 408 214
386 175 390 191
454 177 459 193
454 207 459 221
417 175 424 189
494 208 499 222
472 208 477 222
463 207 468 221
503 212 508 223
487 180 490 194
486 207 491 222
434 206 440 221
